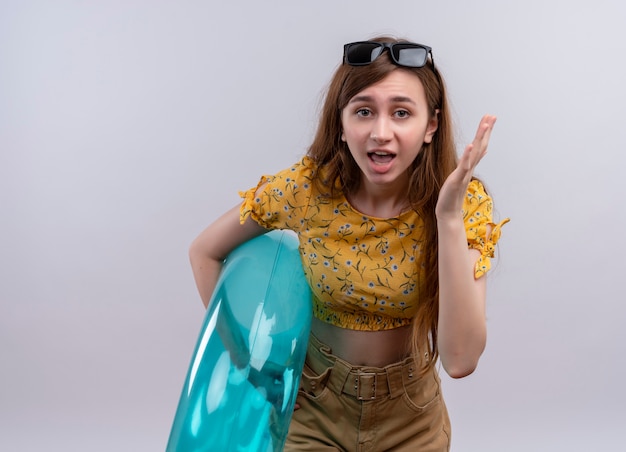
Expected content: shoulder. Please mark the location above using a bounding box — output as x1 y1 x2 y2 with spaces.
463 179 493 214
462 178 494 230
266 156 318 186
466 179 490 202
239 157 317 229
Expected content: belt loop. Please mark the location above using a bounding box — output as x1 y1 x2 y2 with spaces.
385 363 405 399
326 358 351 396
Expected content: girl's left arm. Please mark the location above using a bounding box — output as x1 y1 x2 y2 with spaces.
435 115 496 379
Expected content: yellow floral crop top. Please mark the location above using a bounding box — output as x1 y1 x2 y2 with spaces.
240 157 508 332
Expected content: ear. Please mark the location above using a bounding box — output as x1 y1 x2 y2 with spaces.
341 132 346 142
423 109 439 144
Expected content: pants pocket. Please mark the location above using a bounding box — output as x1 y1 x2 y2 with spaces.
400 371 442 414
298 362 331 399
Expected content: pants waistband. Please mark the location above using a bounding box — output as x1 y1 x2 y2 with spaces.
304 333 419 401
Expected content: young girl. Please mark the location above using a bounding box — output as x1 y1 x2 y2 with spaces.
190 36 508 451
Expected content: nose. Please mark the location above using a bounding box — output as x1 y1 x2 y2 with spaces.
370 117 392 143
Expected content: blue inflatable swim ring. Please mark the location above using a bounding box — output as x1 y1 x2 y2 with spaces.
167 230 312 451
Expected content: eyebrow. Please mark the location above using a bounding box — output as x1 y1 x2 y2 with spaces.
348 95 416 105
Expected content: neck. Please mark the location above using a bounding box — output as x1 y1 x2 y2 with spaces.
348 179 410 218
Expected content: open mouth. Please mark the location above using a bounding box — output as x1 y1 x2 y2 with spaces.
368 151 395 164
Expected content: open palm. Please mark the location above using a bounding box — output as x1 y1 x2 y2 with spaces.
435 115 497 220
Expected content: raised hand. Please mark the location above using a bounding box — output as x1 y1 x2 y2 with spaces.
435 115 497 221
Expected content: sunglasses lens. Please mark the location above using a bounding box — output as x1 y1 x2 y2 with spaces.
392 44 428 67
345 43 384 65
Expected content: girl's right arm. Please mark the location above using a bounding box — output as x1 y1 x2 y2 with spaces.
189 204 268 308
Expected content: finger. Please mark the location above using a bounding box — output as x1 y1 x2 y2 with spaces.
479 114 497 130
463 140 486 174
457 115 497 176
473 115 497 157
474 117 495 145
459 143 474 171
454 145 479 185
477 124 491 145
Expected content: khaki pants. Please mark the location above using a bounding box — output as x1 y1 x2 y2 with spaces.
285 334 451 451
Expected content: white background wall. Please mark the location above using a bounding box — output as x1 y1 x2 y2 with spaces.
2 1 625 450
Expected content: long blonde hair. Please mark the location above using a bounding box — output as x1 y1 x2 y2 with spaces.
307 36 458 374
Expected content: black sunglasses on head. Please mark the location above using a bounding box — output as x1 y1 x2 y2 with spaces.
343 41 434 69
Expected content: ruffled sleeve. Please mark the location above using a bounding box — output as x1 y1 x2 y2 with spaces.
462 179 510 278
239 157 316 231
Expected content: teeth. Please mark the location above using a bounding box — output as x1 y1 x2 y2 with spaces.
369 151 394 164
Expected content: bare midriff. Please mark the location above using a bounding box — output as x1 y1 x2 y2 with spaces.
310 317 413 367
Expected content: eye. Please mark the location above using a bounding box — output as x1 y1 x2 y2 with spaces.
394 109 410 118
356 108 372 117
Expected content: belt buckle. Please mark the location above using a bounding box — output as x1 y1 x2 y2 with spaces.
355 371 377 400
